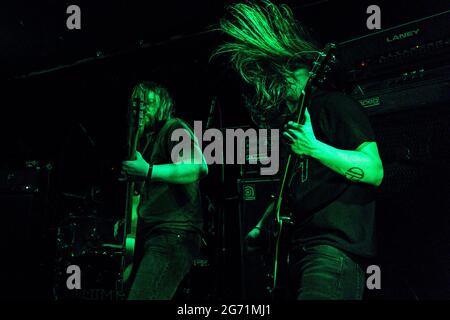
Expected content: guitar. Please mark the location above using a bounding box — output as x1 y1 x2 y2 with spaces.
119 96 146 295
269 43 337 298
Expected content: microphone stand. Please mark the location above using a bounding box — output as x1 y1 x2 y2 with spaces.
216 98 226 299
204 96 227 299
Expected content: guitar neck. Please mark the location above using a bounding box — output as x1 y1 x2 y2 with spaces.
128 128 142 160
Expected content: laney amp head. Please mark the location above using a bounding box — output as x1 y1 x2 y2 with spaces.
337 10 450 84
336 10 450 114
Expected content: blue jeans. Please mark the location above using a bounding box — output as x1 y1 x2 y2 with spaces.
288 244 366 300
127 228 201 300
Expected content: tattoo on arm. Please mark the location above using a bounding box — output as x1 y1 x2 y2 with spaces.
345 167 365 182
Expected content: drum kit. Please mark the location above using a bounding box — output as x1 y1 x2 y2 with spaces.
53 188 215 300
53 189 124 300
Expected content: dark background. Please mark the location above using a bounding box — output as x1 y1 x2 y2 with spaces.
0 0 449 300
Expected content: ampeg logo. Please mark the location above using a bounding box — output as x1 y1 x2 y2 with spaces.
358 96 381 108
386 29 420 43
243 184 256 201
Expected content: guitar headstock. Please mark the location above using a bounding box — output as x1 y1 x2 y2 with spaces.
131 96 146 132
307 43 337 87
127 96 147 159
295 43 337 124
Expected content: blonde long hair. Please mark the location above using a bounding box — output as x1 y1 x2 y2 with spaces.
213 0 319 123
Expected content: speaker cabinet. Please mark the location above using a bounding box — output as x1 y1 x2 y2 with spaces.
368 104 450 299
237 177 279 300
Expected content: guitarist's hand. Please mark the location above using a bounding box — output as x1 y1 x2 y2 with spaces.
283 108 319 157
244 227 265 254
120 151 149 182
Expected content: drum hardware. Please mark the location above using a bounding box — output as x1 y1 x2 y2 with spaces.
53 195 123 300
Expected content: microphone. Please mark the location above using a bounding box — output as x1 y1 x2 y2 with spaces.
206 96 217 129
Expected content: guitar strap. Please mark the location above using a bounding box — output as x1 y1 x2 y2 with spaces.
141 131 154 156
135 119 167 195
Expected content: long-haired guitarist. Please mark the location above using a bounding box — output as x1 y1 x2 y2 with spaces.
120 81 208 299
215 1 384 299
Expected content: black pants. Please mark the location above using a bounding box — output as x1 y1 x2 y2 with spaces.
128 228 201 300
288 244 366 300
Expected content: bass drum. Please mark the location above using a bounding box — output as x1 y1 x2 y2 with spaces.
56 214 101 258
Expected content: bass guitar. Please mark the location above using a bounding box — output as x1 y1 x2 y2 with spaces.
120 96 145 295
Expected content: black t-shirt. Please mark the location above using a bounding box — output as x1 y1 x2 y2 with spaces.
138 118 203 234
285 89 377 258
